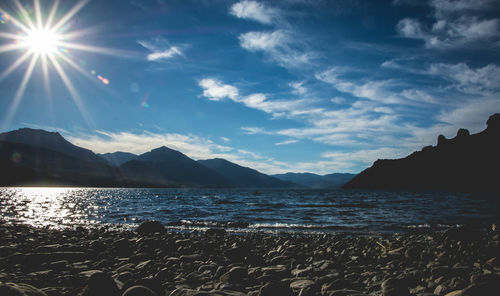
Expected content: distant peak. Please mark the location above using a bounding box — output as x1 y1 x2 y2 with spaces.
4 128 64 140
153 146 172 151
456 128 469 138
487 113 500 131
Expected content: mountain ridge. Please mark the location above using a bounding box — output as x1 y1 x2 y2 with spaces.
272 172 355 189
99 151 137 166
198 158 299 188
343 113 500 194
0 128 306 188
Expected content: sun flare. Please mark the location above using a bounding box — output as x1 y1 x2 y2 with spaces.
22 27 61 55
0 0 118 129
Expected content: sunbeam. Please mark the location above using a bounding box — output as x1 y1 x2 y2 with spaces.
0 0 120 129
48 53 93 127
2 53 39 129
0 50 32 80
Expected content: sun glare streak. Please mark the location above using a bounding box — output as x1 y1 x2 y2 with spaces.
0 32 20 39
14 0 36 30
45 0 60 29
0 50 32 80
0 7 30 33
0 43 24 53
34 0 42 28
49 53 93 127
57 41 131 57
52 0 90 32
0 0 123 129
2 52 39 129
58 53 98 82
41 55 51 95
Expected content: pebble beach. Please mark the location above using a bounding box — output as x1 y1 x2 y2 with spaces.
1 221 500 296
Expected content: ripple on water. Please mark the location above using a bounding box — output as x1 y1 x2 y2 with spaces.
0 187 499 233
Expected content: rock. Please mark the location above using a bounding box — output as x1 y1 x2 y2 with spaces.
404 246 421 260
219 266 248 284
292 266 313 277
136 221 165 235
113 238 133 256
443 227 483 242
121 285 158 296
0 282 48 296
437 135 447 146
290 280 315 290
121 278 164 296
326 289 366 296
168 288 200 296
80 271 121 296
258 281 292 296
456 128 470 138
381 278 409 296
136 260 153 269
434 284 449 295
223 247 247 261
40 287 63 296
463 273 500 295
180 254 202 262
205 228 227 236
486 113 500 131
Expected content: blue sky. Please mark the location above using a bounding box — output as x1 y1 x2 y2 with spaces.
0 0 499 174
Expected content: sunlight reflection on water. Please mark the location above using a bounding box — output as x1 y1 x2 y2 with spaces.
1 187 499 232
0 187 101 228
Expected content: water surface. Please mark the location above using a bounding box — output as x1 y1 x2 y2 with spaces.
1 187 499 233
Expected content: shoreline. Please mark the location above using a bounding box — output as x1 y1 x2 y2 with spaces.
1 221 499 295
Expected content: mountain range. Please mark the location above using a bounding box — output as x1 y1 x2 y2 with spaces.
343 113 500 194
272 172 355 189
0 128 339 188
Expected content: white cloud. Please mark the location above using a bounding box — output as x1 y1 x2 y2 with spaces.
241 126 269 135
289 81 307 95
138 39 184 61
400 89 437 103
238 30 316 69
240 93 308 115
330 97 346 104
230 0 280 24
198 78 239 101
437 97 500 133
146 47 183 61
430 0 495 14
396 1 500 48
199 78 311 117
68 131 232 158
239 30 287 51
428 62 500 94
275 139 298 146
315 67 404 104
66 130 302 174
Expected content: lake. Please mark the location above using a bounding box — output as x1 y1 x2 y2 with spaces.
1 187 499 233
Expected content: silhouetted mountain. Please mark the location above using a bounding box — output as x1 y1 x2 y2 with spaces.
0 140 122 186
99 151 137 166
343 113 500 194
0 128 105 164
199 158 299 188
273 172 355 189
119 147 232 188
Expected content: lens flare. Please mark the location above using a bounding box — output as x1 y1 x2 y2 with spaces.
97 75 109 85
23 27 60 54
0 0 121 129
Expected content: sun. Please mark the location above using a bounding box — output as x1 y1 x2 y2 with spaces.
22 27 61 55
0 0 117 129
